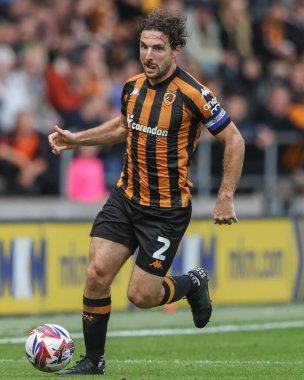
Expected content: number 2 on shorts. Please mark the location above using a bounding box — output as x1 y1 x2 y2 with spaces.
152 236 170 261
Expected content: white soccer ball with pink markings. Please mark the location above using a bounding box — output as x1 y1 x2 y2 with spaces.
25 324 74 372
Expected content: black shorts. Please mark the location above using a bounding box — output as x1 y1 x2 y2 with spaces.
90 186 192 276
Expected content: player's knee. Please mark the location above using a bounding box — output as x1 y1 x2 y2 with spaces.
127 288 152 308
86 264 111 291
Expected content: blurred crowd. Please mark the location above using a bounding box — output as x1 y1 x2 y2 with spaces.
0 0 304 209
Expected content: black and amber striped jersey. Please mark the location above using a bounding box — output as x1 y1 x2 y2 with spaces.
117 67 231 208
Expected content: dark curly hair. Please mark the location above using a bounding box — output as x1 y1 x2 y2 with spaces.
137 8 189 50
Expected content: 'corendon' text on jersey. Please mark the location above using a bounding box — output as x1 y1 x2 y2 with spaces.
127 114 168 137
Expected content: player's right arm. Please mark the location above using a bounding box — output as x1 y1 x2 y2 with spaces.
49 114 128 155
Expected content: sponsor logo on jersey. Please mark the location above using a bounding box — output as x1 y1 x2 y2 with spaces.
131 87 139 96
203 97 219 113
201 87 210 97
163 90 176 106
201 87 220 114
127 114 168 137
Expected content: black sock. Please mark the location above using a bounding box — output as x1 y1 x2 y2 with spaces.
160 275 193 305
82 295 111 366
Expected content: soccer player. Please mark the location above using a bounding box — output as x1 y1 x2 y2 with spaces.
49 8 245 376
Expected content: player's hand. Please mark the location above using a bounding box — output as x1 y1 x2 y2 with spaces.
213 196 238 225
48 125 77 155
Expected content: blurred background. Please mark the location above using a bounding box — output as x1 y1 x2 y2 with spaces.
0 0 304 215
0 0 304 315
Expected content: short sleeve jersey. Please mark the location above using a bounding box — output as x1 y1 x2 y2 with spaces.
118 67 231 208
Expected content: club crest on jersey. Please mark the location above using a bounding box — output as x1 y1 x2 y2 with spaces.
163 90 176 106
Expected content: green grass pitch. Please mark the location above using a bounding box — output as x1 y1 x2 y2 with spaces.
1 304 304 379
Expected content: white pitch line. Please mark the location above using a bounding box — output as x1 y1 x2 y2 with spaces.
107 320 304 337
109 359 304 366
1 358 304 366
1 320 304 344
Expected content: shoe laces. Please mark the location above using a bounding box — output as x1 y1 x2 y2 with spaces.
75 355 89 364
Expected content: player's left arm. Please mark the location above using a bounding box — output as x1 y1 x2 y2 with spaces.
213 121 245 225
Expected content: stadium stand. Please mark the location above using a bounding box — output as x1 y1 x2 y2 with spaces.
0 0 304 216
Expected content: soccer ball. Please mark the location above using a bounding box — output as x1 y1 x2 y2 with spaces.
25 324 74 372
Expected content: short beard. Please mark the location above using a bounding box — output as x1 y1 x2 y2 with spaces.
143 60 171 81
